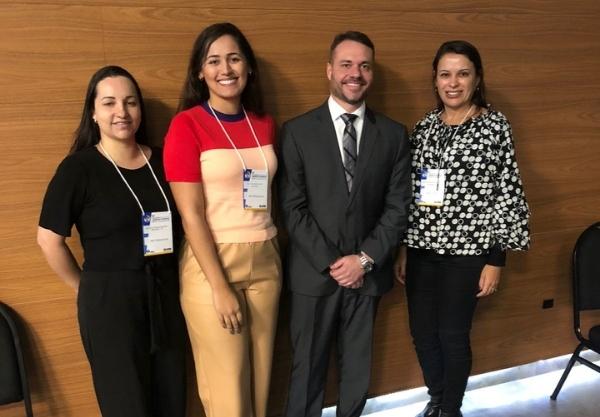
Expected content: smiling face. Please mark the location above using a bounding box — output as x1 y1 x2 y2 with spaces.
199 34 249 111
327 40 374 112
434 52 480 113
93 76 141 144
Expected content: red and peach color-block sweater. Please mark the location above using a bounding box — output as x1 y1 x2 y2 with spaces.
163 103 277 244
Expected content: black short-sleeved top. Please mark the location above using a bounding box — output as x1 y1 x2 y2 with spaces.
39 146 179 272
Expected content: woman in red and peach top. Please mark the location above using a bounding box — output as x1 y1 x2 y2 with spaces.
163 23 280 417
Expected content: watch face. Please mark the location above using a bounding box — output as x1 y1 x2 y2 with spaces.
360 256 373 273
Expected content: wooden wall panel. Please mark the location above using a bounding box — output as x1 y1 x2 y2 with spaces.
0 4 105 105
1 1 599 417
1 0 600 14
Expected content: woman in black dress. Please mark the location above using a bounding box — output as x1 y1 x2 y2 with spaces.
37 65 186 417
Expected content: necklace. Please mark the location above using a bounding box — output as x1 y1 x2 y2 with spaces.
442 105 475 125
419 105 474 169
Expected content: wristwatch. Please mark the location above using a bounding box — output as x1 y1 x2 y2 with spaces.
359 253 374 273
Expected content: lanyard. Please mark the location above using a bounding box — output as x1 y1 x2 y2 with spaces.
208 103 269 175
418 105 474 170
98 143 171 214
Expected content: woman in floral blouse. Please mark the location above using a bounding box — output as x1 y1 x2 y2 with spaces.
396 40 530 417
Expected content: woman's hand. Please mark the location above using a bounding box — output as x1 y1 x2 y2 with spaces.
170 182 243 333
394 246 407 285
477 264 502 297
212 283 243 334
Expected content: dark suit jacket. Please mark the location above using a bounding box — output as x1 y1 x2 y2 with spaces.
278 101 411 296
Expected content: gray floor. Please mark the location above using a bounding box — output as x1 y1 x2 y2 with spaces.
323 351 600 416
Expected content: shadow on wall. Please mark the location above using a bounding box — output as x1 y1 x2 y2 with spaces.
370 61 412 122
145 98 177 147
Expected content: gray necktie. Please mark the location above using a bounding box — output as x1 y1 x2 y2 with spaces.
341 113 358 191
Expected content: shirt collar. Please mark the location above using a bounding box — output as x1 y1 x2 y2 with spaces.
327 96 366 122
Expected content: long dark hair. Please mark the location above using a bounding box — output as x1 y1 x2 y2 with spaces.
432 40 488 110
69 65 148 154
178 22 264 114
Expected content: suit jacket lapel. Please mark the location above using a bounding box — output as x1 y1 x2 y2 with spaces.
315 103 349 196
348 107 377 204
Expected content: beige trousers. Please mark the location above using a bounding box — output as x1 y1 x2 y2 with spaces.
179 238 281 417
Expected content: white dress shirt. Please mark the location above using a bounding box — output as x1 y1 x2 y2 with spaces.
327 96 366 163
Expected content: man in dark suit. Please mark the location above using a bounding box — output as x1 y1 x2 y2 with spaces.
278 31 411 417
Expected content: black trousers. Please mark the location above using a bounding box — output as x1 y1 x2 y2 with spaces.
406 249 486 414
77 265 187 417
285 287 380 417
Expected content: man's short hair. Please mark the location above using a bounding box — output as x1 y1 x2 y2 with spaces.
329 31 375 61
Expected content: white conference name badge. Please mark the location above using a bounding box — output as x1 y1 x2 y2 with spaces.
243 168 268 211
417 168 446 207
142 211 174 256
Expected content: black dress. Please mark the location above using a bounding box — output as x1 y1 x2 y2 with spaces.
39 146 186 417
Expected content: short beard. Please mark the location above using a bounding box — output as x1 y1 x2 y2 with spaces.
331 87 368 106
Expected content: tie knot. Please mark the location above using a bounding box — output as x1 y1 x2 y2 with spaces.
341 113 358 126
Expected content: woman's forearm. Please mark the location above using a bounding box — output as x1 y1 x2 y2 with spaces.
37 226 81 292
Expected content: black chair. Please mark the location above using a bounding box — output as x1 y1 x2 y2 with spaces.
551 222 600 400
0 301 34 416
